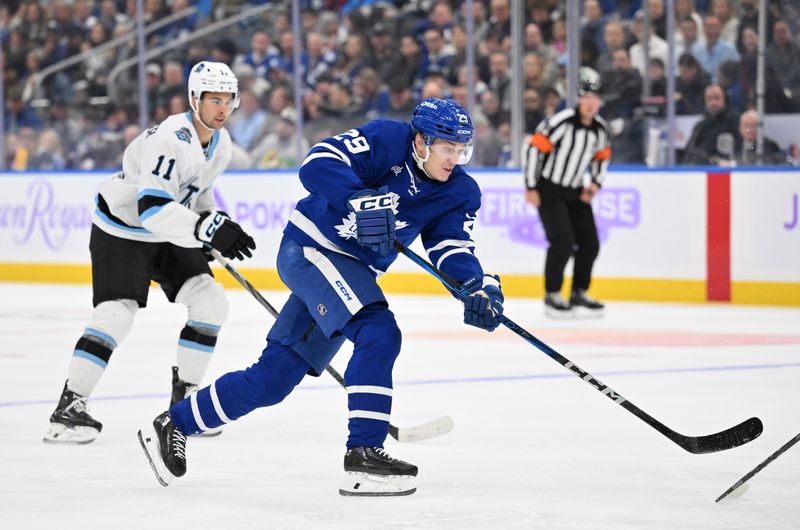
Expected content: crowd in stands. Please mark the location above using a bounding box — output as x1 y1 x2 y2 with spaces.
2 0 799 171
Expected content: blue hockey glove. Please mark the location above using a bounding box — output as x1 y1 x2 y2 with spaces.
462 275 504 331
348 186 396 256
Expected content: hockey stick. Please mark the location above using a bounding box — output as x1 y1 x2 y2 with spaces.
715 431 800 502
208 249 454 442
393 240 763 454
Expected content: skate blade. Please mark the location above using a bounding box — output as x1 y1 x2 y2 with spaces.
544 307 574 320
43 423 99 444
137 427 174 487
339 472 417 497
572 306 604 319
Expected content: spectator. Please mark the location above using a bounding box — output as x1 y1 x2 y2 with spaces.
711 0 739 44
734 109 786 165
524 22 558 80
250 107 309 169
226 90 268 151
374 78 416 121
479 90 506 128
737 0 775 53
488 51 512 111
263 85 293 138
676 16 704 59
352 67 383 120
675 53 711 115
331 34 367 86
551 15 567 56
629 10 669 77
596 20 627 75
523 87 545 133
601 48 643 121
156 61 186 110
302 31 337 89
523 52 556 99
144 63 163 118
693 15 740 82
388 34 424 92
529 0 554 42
581 0 607 53
420 27 456 79
365 23 397 84
674 0 704 45
682 83 740 164
235 31 280 80
211 38 237 67
766 21 800 109
4 86 43 133
647 0 667 39
32 128 67 170
717 60 744 113
487 0 512 43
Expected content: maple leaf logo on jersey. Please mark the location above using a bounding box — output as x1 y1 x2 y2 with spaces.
335 191 409 240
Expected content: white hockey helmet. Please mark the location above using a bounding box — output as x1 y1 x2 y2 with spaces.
187 61 240 113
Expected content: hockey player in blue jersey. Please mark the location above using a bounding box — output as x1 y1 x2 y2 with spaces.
138 98 505 496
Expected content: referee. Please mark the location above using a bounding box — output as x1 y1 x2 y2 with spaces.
523 68 610 318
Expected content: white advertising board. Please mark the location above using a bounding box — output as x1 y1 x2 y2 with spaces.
731 170 800 282
469 169 707 279
0 170 709 282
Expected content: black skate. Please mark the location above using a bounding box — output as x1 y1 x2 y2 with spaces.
137 411 187 487
570 290 605 318
544 291 573 319
171 366 221 437
43 382 102 444
340 447 418 496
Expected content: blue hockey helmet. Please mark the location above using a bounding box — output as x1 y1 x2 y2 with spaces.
410 98 474 164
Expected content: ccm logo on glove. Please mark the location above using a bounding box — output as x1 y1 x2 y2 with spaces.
195 211 256 261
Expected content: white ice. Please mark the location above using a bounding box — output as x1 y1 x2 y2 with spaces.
2 282 799 529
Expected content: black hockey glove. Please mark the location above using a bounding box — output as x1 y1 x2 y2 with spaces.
462 274 504 331
195 211 256 261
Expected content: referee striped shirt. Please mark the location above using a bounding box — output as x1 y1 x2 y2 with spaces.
524 107 611 190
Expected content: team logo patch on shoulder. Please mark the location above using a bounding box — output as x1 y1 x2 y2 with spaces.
175 127 192 144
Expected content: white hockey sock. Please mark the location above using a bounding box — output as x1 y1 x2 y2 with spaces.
67 333 114 397
176 323 218 385
67 356 106 397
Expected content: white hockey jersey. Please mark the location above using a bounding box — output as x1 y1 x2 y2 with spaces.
92 112 233 247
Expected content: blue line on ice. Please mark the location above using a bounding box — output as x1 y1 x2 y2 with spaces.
4 361 800 408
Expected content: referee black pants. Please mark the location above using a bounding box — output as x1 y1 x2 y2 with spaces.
536 179 600 294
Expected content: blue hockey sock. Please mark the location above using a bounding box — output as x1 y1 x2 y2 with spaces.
170 340 310 435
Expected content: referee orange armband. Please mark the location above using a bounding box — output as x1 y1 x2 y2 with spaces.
593 146 612 161
529 133 553 153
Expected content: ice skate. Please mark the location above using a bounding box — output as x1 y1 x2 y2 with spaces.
544 292 573 319
43 382 102 444
138 411 187 487
339 446 418 497
171 366 222 437
570 290 604 318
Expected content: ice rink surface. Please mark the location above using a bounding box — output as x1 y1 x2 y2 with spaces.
2 282 799 529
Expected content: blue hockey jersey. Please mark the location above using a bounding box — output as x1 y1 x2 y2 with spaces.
284 119 485 283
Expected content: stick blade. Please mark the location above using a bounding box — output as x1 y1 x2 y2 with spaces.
680 417 763 454
716 481 750 503
388 416 454 443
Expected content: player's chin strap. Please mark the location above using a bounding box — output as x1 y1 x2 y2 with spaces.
192 110 216 132
411 139 434 180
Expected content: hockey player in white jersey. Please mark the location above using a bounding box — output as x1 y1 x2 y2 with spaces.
44 62 256 444
138 98 504 496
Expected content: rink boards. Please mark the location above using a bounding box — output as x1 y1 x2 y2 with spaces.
0 168 798 306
